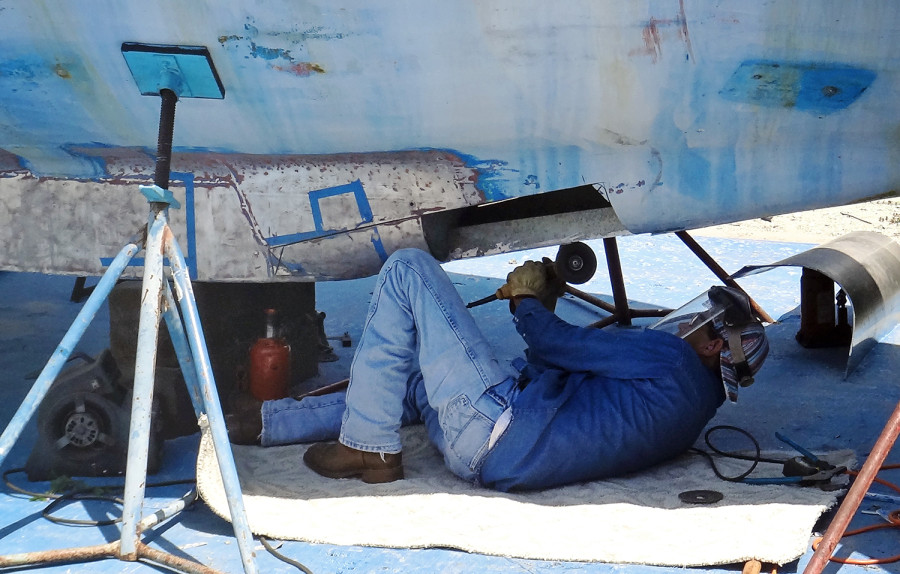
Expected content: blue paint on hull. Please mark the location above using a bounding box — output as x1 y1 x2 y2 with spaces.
1 1 899 279
720 61 876 114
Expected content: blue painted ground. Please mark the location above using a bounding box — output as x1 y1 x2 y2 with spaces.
1 234 899 573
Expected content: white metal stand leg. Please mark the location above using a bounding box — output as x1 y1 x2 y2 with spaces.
118 208 259 573
0 42 259 573
0 209 259 573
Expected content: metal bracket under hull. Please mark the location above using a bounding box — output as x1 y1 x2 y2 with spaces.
733 231 900 378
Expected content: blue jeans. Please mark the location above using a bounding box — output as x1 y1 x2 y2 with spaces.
261 248 518 482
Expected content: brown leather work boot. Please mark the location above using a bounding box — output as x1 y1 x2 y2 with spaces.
225 413 261 445
303 442 403 484
225 398 263 445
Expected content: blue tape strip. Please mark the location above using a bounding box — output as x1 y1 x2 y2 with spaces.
370 227 388 263
265 179 374 247
174 172 198 279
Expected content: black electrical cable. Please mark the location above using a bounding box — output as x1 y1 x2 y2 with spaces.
3 467 57 499
690 425 791 482
3 467 195 526
23 351 96 380
704 425 785 464
42 491 124 527
259 536 314 574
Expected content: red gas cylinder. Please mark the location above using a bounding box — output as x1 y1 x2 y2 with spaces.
249 309 291 401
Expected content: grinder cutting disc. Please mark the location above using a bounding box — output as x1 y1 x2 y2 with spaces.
678 489 724 505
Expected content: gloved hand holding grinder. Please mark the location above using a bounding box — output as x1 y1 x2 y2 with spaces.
495 258 566 312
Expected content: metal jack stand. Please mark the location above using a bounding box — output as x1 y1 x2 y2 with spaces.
0 44 258 574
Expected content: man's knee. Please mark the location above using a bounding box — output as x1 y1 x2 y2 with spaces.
385 248 436 270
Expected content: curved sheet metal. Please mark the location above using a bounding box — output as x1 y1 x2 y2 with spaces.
732 231 900 377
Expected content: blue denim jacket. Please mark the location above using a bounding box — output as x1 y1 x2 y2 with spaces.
479 298 725 491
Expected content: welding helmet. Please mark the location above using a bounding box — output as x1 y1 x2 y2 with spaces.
650 286 769 402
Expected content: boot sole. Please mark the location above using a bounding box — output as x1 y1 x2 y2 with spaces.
303 451 404 484
360 466 404 484
309 465 403 484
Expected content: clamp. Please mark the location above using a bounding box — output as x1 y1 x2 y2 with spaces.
742 433 846 486
139 184 181 208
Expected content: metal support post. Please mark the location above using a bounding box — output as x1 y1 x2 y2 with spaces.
675 230 775 324
165 228 260 568
163 280 204 419
120 211 168 558
0 220 259 572
603 237 633 326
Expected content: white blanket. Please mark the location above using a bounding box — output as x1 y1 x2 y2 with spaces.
196 424 851 567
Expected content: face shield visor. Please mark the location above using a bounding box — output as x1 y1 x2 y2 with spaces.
650 286 768 402
648 291 725 340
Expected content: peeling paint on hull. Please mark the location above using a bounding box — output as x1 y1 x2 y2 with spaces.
0 150 482 280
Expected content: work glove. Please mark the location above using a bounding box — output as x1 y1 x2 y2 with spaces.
538 257 566 313
496 260 547 300
496 259 565 312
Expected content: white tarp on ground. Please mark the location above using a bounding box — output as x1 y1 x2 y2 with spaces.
197 425 852 567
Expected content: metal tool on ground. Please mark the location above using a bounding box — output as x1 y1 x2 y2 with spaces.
678 489 724 505
860 508 896 524
742 433 846 487
0 43 258 574
328 332 353 347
